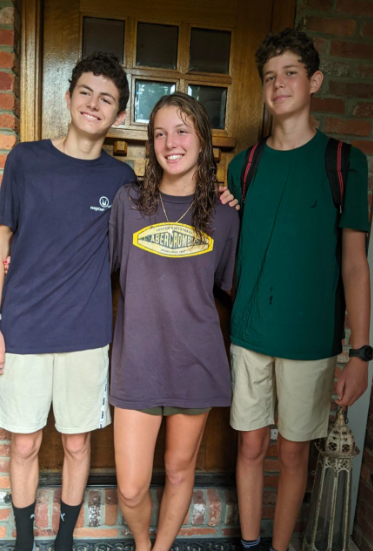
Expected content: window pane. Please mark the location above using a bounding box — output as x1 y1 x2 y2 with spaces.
136 23 178 69
82 17 125 63
188 85 227 129
190 28 231 74
135 81 176 123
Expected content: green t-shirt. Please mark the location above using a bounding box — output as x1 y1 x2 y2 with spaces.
229 130 370 361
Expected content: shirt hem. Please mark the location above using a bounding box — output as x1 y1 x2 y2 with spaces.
230 335 342 361
109 397 231 410
5 339 112 355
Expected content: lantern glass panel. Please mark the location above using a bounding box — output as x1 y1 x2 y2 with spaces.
332 470 349 551
315 467 335 551
304 461 323 544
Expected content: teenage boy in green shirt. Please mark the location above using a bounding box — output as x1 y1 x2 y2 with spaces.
228 28 370 551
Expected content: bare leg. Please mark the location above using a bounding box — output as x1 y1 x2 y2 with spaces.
153 412 209 551
10 431 43 507
272 435 310 551
60 432 91 505
114 408 162 551
236 427 270 540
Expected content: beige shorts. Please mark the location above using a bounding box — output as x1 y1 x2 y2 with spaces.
0 345 111 434
230 344 336 441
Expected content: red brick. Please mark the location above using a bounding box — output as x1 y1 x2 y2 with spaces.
330 41 373 59
0 52 15 69
0 443 10 457
358 65 373 80
305 16 356 36
0 93 15 110
264 458 280 472
222 527 241 536
368 176 373 191
192 490 206 525
88 489 101 527
35 489 50 529
0 113 19 131
0 457 9 472
361 22 373 38
0 7 14 25
352 140 373 155
303 0 332 10
0 174 3 186
310 115 321 129
320 60 350 77
0 29 14 46
0 475 10 488
0 134 16 150
0 507 10 520
311 97 345 114
264 474 280 488
267 443 278 456
336 0 373 15
0 72 14 92
0 526 6 538
34 528 55 537
353 102 373 118
263 490 277 505
207 488 222 526
262 505 276 519
314 37 329 54
179 527 217 536
105 488 118 526
329 81 373 99
224 489 238 525
74 527 119 537
324 117 371 136
0 429 10 440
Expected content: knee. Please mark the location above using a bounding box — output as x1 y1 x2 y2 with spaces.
164 457 189 487
118 481 147 508
279 442 309 471
11 432 42 462
62 433 90 459
238 430 270 463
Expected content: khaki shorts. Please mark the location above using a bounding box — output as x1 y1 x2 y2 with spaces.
230 344 336 441
0 346 111 434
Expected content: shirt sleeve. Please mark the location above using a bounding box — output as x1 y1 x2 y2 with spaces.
0 147 22 232
227 150 246 206
109 187 126 273
214 209 240 291
339 146 370 232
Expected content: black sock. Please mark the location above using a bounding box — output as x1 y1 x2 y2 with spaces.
55 500 82 551
12 501 35 551
242 537 261 550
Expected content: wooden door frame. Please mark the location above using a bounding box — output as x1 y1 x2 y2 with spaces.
21 0 296 143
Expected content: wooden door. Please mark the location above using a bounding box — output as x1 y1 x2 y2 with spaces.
22 0 295 479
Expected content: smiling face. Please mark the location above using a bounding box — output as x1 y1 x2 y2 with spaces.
65 72 126 138
262 51 323 120
153 105 201 188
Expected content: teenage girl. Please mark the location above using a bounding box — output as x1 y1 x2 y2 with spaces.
109 92 239 551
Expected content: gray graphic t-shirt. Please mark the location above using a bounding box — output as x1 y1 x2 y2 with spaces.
109 185 240 409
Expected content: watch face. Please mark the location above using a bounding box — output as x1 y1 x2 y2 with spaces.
365 346 373 361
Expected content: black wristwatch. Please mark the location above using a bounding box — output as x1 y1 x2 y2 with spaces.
349 345 373 361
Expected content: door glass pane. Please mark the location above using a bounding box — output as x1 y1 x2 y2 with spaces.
82 17 125 63
190 28 231 74
188 85 227 129
136 23 178 69
135 81 176 123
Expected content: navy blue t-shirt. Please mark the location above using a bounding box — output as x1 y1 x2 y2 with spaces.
0 140 135 353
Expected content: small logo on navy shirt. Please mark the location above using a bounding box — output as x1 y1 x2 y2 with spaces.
90 196 111 212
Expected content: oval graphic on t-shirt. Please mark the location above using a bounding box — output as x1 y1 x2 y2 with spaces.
133 222 213 258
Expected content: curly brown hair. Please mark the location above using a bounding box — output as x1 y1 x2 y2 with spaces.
133 92 218 240
69 52 129 113
255 28 320 82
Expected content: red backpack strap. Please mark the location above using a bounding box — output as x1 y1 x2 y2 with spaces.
240 138 267 207
325 138 351 213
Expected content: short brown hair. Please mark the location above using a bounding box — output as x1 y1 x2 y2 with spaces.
255 28 320 81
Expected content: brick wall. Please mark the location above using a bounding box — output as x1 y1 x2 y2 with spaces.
295 1 373 550
0 0 20 542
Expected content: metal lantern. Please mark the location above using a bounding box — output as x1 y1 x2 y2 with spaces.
302 409 360 551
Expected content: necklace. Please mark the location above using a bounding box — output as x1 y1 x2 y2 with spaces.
159 194 194 235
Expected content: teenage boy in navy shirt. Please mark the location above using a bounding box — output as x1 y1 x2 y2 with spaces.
228 29 370 551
